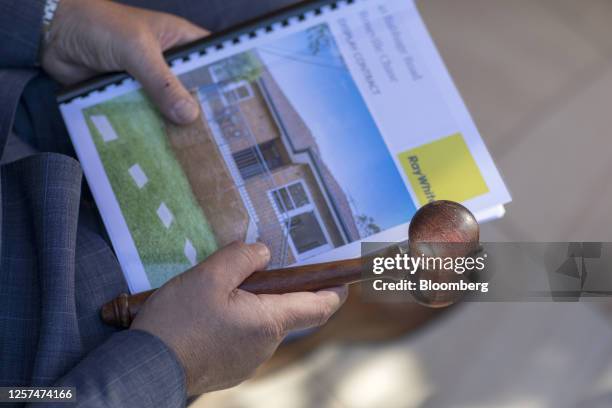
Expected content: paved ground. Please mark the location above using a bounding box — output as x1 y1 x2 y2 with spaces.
193 0 612 406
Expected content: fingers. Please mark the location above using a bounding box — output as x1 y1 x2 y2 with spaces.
125 14 208 124
260 286 349 333
158 15 210 50
194 242 271 292
124 42 200 125
39 55 98 85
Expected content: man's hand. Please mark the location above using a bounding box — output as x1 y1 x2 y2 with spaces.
131 242 348 396
41 0 208 124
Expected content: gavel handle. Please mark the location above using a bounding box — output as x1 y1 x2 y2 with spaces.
101 257 365 328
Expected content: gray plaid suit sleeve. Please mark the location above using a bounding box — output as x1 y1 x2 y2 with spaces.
1 153 188 407
0 0 46 68
51 330 186 407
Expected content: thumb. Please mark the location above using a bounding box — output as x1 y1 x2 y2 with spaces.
125 39 199 125
190 242 272 293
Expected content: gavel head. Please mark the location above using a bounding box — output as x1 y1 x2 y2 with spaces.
407 200 480 308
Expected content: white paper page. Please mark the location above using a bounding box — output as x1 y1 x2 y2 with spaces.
60 0 510 292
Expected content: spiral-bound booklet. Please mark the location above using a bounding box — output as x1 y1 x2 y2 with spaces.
58 0 511 293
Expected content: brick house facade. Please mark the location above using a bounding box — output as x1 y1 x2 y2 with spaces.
171 52 360 266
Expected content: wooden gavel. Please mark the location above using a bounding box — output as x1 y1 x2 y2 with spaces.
101 200 480 328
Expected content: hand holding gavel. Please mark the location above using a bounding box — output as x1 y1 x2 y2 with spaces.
129 240 348 396
103 200 479 328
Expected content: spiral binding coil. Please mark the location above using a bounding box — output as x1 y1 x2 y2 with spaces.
67 0 358 102
176 0 354 63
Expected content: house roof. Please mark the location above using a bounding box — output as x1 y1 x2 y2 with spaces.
256 64 361 243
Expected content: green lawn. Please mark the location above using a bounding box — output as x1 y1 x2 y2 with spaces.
85 91 217 288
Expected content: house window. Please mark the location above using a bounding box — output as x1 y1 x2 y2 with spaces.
209 64 229 82
222 81 253 104
218 113 246 139
269 181 332 260
233 140 285 180
208 64 253 104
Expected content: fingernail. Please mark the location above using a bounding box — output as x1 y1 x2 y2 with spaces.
252 242 270 261
171 97 199 124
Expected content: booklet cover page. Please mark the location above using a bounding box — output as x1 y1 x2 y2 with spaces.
60 0 510 292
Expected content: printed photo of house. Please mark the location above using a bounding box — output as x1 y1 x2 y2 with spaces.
171 51 361 266
83 23 413 287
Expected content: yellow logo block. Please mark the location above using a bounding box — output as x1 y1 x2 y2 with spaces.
398 133 489 205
